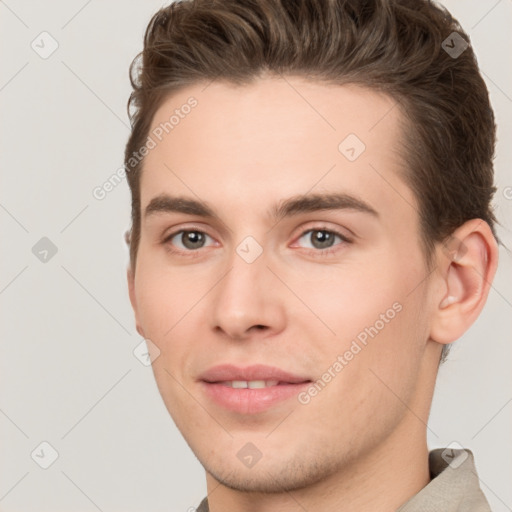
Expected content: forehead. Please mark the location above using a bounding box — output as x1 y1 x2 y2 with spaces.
140 77 417 226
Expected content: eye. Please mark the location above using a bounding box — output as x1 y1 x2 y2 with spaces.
164 230 215 252
162 227 351 257
295 228 351 253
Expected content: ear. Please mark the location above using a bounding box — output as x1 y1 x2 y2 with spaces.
429 219 499 345
127 266 146 338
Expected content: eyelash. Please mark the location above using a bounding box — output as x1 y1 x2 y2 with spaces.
161 226 352 258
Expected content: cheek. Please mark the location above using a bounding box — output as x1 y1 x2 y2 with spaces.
134 256 198 342
134 263 199 401
288 256 404 341
304 288 428 438
293 248 429 376
337 271 429 412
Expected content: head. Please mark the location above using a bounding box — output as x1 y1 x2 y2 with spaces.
124 0 498 497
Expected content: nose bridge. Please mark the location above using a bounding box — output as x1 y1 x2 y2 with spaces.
218 241 270 313
210 238 285 338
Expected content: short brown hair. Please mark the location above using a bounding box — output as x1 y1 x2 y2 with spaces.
124 0 498 359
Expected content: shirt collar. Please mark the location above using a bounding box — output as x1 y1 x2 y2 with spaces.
397 448 491 511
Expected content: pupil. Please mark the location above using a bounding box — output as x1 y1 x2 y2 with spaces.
183 231 204 249
312 230 334 249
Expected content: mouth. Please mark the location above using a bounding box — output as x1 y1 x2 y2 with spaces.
206 380 310 388
198 363 312 385
198 365 313 414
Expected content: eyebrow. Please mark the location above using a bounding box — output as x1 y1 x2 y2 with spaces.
143 192 379 221
144 193 379 220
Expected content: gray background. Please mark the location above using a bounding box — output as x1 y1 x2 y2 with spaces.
0 0 511 510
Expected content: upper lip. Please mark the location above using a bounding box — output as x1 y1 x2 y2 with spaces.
199 364 312 384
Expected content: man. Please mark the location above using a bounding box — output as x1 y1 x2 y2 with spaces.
124 0 499 510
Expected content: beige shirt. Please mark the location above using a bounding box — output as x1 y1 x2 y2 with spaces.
196 448 491 511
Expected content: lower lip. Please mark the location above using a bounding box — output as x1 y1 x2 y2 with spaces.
200 381 311 414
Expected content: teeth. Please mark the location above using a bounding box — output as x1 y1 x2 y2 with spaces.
221 380 280 388
232 380 249 388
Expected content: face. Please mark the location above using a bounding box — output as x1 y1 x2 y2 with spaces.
128 77 440 492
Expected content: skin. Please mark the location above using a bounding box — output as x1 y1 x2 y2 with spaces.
127 76 498 512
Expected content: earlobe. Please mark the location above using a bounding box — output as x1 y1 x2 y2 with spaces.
127 266 146 338
127 266 136 311
429 220 498 345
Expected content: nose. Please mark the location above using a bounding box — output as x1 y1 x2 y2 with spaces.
210 247 286 341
